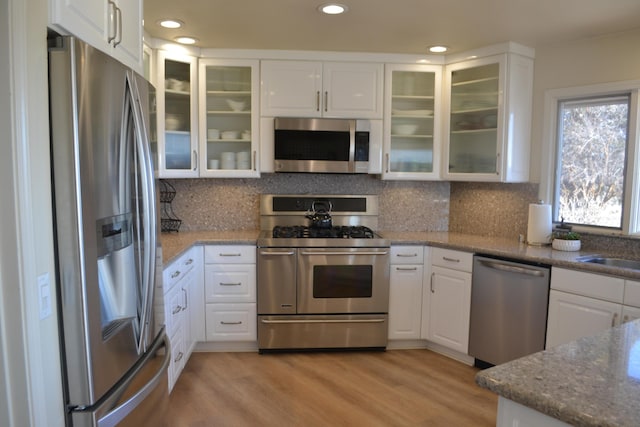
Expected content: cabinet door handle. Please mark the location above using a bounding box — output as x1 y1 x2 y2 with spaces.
220 321 242 325
442 256 460 263
182 288 188 311
316 91 320 111
219 282 242 287
385 153 390 173
174 351 184 363
193 150 198 171
395 267 418 271
324 91 328 112
114 6 123 47
172 305 183 315
253 150 257 171
612 312 619 327
171 270 181 279
623 314 630 324
107 1 117 43
430 272 435 293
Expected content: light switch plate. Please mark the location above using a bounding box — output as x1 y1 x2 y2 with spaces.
38 272 52 320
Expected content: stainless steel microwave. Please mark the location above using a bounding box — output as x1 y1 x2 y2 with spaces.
273 117 372 173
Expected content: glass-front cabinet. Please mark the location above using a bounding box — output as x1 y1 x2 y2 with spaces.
157 51 199 178
443 53 533 182
382 64 442 180
199 59 259 177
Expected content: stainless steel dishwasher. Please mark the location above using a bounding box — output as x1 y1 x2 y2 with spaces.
469 255 550 367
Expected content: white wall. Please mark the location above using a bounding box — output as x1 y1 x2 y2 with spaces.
529 28 640 182
0 0 65 425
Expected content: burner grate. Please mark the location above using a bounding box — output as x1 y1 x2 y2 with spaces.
272 225 375 239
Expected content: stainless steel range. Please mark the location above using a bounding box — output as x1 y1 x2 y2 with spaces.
257 194 390 352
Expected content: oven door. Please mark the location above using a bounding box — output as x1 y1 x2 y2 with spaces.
297 247 390 314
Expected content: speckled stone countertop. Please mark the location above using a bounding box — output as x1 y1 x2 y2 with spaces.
475 320 640 426
160 230 640 279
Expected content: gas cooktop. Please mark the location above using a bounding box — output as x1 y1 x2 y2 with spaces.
272 225 375 239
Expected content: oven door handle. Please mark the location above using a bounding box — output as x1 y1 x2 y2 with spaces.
260 318 386 325
299 250 389 256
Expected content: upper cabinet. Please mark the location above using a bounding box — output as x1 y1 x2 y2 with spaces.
382 64 442 180
198 59 260 178
156 51 199 178
260 60 384 119
443 53 533 182
49 0 143 72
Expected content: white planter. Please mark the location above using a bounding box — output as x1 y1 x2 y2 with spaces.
552 239 581 251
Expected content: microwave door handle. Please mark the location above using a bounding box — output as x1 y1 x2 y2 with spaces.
348 120 356 173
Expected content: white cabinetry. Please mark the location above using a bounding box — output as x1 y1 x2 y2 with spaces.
49 0 143 72
443 52 533 182
199 59 260 177
260 60 383 119
388 246 424 340
383 64 442 180
160 246 203 392
204 245 257 342
424 248 473 354
546 268 640 348
157 51 199 178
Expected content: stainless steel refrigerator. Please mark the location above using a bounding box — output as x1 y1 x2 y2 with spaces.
49 35 170 427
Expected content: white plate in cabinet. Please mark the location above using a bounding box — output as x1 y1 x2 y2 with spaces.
390 246 425 265
205 303 257 341
204 264 256 303
204 245 256 264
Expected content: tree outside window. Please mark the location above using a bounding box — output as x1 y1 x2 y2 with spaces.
555 95 630 229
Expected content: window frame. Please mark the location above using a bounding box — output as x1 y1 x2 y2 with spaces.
540 81 640 236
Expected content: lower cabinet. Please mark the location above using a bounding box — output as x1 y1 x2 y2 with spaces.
422 248 473 355
388 246 424 340
546 268 640 349
204 245 257 342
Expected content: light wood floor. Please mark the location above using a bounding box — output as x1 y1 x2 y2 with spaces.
166 349 497 426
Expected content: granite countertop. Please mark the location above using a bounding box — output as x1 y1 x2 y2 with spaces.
160 230 640 279
475 320 640 426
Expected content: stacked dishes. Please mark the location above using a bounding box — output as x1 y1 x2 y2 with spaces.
236 151 251 169
220 152 236 170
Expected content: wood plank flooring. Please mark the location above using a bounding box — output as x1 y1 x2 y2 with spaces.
166 349 497 426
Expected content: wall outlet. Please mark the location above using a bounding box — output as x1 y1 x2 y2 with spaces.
38 273 52 320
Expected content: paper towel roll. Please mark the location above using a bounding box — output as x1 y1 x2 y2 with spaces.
527 203 552 245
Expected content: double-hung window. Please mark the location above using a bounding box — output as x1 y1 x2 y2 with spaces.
542 82 639 235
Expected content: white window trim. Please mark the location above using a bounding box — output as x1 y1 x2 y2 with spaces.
540 80 640 236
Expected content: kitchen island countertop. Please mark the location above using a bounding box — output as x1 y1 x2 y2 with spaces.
475 319 640 427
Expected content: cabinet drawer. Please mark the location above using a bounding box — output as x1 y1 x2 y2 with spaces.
168 329 184 392
163 248 198 292
550 267 624 303
204 245 256 264
204 264 256 303
390 246 424 265
624 280 640 308
431 248 473 272
205 303 257 341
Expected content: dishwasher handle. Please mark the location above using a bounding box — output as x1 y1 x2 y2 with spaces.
478 259 546 277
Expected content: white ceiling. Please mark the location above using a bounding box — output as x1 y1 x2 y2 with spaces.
143 0 640 55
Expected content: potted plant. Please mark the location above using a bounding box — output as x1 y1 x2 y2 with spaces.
551 231 581 251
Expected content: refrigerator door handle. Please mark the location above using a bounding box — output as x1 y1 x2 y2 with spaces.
127 72 157 354
96 330 170 427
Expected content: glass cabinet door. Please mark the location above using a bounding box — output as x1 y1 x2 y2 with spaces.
383 64 441 180
446 61 500 175
199 59 259 177
157 51 198 177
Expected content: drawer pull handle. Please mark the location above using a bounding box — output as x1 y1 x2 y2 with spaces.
397 253 418 258
219 253 242 257
220 321 242 325
396 267 418 271
172 305 183 315
185 258 193 265
174 351 184 363
171 270 180 279
219 282 242 286
442 257 460 263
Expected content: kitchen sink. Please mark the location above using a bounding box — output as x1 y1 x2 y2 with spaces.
577 256 640 271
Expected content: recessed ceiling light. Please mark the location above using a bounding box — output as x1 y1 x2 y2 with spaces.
174 36 198 45
428 45 448 53
318 3 348 14
159 19 183 29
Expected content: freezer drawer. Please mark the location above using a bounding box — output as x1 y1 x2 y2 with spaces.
469 256 550 366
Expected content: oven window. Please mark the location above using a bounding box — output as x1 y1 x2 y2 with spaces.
313 265 373 298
